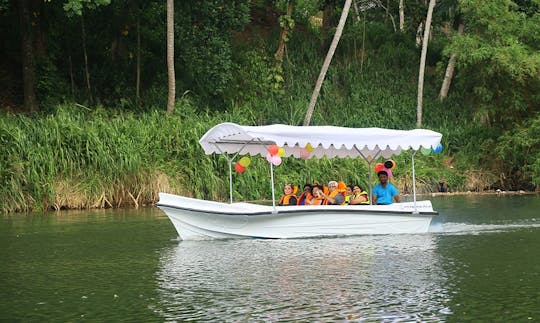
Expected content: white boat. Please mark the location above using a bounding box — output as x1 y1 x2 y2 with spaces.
157 123 443 240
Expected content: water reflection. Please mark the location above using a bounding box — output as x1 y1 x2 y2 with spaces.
155 235 450 321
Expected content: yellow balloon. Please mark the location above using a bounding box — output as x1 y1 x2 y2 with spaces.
277 147 285 157
305 142 314 152
238 156 251 167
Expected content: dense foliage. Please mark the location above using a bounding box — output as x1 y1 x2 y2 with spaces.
0 0 538 212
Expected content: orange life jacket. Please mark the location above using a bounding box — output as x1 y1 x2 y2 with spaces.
323 190 345 205
279 194 297 206
297 192 313 205
310 196 324 205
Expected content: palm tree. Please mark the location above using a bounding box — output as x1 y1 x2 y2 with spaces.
166 0 175 114
416 0 436 128
304 0 352 126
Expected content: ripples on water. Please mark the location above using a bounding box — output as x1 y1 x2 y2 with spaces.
153 195 540 321
155 235 452 321
2 196 539 321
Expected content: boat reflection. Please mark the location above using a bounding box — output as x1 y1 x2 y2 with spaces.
154 235 451 321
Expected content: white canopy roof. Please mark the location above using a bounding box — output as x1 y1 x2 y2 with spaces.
199 123 442 159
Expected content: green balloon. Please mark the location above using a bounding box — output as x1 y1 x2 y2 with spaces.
420 147 431 156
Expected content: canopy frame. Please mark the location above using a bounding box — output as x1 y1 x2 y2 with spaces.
200 123 442 211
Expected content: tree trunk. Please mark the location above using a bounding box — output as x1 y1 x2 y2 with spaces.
19 0 39 112
439 22 464 100
166 0 175 114
399 0 404 31
415 21 423 47
353 0 361 22
303 0 352 126
275 1 294 68
416 0 436 128
361 9 366 73
136 13 141 101
81 12 92 102
321 0 334 50
69 53 75 96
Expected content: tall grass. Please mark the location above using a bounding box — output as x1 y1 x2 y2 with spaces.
0 100 451 213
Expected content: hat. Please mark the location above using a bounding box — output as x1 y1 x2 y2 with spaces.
377 170 388 176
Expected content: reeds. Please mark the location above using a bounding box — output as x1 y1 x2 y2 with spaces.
0 100 450 213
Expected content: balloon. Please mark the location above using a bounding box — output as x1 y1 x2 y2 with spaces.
271 155 282 166
305 142 314 152
238 156 251 167
420 147 432 156
374 163 385 173
384 168 393 178
432 143 443 154
234 163 245 173
268 144 279 156
300 148 311 160
277 147 285 157
384 160 396 170
266 152 273 163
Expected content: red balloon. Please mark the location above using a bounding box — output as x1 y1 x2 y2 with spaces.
268 144 279 156
374 163 385 173
234 163 246 173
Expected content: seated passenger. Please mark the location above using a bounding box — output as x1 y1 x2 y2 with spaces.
321 180 345 205
278 183 298 206
307 185 325 205
349 185 370 205
297 184 313 205
343 185 353 205
372 170 400 205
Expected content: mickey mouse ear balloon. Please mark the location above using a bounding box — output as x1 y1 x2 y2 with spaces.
384 160 396 170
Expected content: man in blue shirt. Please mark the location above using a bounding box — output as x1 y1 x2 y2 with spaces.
372 170 401 205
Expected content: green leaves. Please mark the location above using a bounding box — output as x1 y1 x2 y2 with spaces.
62 0 111 17
446 0 540 126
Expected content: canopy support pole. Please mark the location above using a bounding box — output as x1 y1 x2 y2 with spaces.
212 140 253 204
411 150 418 214
228 161 233 204
356 148 382 205
270 161 277 213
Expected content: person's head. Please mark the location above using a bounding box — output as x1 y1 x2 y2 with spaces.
328 181 338 192
312 185 323 197
283 183 294 194
377 170 389 184
303 184 312 192
353 185 361 194
346 185 353 196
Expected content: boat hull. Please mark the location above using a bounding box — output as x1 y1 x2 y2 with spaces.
157 193 436 240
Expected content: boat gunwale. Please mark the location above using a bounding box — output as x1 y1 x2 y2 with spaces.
156 203 438 217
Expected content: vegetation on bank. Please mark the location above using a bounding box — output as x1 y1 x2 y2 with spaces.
2 89 538 213
1 1 539 213
0 102 460 213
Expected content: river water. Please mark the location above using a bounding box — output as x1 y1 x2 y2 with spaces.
1 195 539 321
